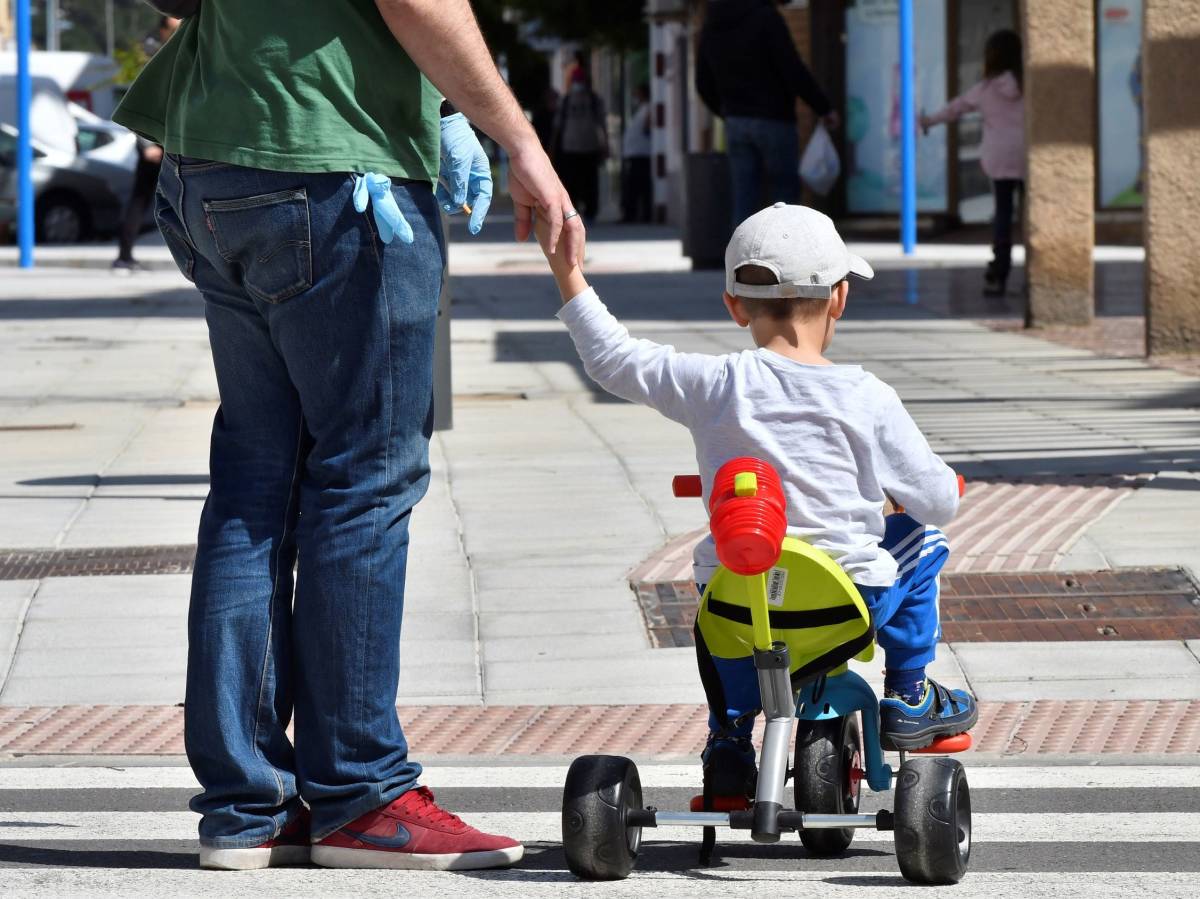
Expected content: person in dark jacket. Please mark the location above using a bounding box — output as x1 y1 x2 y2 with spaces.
697 0 838 226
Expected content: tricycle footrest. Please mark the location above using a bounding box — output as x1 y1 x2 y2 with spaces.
910 732 972 754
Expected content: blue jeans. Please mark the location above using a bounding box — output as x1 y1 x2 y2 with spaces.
725 116 802 228
155 155 444 847
700 514 949 738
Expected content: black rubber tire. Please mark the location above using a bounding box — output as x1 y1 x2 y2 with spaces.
894 756 972 884
562 754 643 880
793 714 862 856
36 192 90 244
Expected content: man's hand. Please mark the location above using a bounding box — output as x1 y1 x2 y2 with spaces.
143 144 164 164
436 113 492 234
372 0 583 261
508 138 585 268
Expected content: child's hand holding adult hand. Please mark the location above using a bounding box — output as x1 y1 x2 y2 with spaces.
533 214 588 303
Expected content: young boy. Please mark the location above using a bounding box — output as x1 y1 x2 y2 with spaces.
535 203 977 793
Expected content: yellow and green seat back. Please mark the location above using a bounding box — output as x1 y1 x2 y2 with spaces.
697 536 875 686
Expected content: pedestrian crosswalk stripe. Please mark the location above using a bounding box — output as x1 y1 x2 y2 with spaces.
3 764 1199 791
2 811 1198 843
0 869 1195 899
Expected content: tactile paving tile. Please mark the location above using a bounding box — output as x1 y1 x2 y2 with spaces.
628 475 1149 585
633 568 1200 647
1 701 1197 756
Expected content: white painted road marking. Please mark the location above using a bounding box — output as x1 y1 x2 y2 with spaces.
0 869 1195 899
3 764 1200 791
2 811 1199 843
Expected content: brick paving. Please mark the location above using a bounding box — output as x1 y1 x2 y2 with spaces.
633 568 1200 649
1 701 1197 756
628 476 1148 587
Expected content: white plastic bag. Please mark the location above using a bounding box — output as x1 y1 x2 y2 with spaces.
799 123 840 196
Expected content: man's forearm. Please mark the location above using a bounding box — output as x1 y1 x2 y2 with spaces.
375 0 538 155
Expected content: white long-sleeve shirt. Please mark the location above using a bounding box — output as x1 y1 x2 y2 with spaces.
558 288 959 587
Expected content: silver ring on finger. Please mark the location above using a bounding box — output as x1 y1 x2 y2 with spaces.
563 209 580 222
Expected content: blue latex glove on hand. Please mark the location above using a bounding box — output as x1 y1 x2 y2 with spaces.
436 113 493 235
353 173 413 245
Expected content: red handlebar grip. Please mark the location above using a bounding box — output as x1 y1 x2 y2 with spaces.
672 475 703 498
958 474 966 497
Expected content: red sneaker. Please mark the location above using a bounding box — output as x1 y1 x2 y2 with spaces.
199 807 311 870
312 786 523 871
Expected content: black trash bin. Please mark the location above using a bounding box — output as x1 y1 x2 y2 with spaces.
682 152 732 270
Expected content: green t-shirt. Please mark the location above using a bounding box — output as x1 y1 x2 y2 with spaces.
113 1 440 183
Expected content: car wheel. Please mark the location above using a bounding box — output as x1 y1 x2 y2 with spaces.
37 193 89 244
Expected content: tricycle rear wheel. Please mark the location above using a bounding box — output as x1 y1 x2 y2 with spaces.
894 756 972 884
562 754 643 880
793 714 862 856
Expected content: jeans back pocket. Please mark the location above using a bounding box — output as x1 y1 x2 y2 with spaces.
203 188 313 304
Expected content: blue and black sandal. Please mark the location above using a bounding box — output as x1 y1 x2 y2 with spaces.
879 678 978 751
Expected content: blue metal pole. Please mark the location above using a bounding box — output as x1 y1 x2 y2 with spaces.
16 0 35 268
898 0 916 255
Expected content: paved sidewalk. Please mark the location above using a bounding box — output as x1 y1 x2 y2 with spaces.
1 231 1198 736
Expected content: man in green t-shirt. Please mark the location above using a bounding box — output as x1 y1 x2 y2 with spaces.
114 0 583 872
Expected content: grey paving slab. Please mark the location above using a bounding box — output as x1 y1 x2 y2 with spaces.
954 641 1200 702
15 618 188 651
475 586 635 613
59 497 206 549
27 575 190 620
0 497 82 547
0 581 37 621
479 608 646 640
482 633 645 663
1059 471 1200 576
484 649 704 706
0 671 186 705
398 612 476 642
7 646 185 679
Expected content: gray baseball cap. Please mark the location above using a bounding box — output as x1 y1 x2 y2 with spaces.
725 202 874 300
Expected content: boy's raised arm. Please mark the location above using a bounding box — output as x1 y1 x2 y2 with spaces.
534 217 725 426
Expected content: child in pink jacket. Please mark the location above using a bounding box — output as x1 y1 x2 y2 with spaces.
922 29 1024 297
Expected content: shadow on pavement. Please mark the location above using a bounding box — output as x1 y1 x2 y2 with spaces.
19 474 209 487
0 291 202 321
449 260 1144 323
0 842 196 869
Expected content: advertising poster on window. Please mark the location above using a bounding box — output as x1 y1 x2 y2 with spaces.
1098 0 1143 208
844 0 948 213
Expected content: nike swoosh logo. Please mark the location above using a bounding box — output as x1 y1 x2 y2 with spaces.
342 823 412 849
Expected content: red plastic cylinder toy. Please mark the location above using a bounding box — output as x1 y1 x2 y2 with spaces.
708 457 788 576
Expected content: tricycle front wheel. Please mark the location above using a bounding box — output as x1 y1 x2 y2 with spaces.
562 754 643 880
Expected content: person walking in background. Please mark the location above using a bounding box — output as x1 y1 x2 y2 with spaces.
532 86 560 152
553 66 607 224
697 0 839 228
113 0 582 873
112 15 180 273
922 29 1024 297
620 83 652 223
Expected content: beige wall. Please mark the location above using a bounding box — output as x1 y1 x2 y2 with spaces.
1021 0 1095 326
1143 0 1200 355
